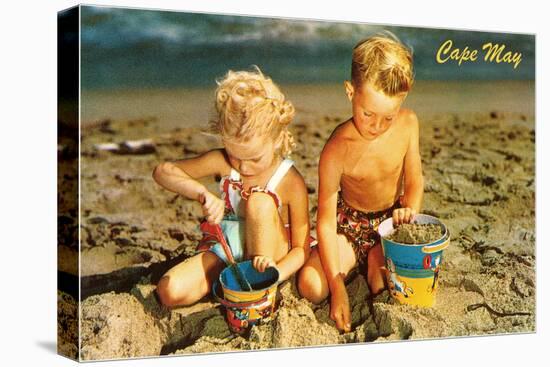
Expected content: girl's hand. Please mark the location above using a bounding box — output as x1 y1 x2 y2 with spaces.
392 207 416 226
199 191 225 224
252 255 277 273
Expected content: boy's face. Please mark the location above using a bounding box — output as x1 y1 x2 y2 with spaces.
223 136 277 177
345 81 407 140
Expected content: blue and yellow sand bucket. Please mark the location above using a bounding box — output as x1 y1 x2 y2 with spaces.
212 260 279 334
378 214 450 307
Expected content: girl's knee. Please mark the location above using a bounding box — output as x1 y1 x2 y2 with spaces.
246 192 277 217
297 267 328 304
156 275 193 307
156 275 175 307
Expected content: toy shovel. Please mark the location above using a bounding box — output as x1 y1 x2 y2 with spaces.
213 223 253 291
198 193 252 291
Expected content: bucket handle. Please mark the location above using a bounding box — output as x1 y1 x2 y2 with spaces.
421 232 451 254
212 281 270 308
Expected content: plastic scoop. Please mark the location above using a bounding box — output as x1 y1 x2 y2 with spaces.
198 192 252 291
213 223 252 291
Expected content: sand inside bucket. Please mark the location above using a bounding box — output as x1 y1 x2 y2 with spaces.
386 223 444 244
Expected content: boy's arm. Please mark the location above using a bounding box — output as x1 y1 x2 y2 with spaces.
152 149 227 201
317 141 345 293
275 170 311 281
318 140 351 332
401 112 424 212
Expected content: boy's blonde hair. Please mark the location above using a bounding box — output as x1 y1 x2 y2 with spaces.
351 33 414 96
210 67 296 157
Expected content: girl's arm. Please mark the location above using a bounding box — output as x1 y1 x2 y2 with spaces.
153 149 230 224
274 169 311 281
152 149 228 200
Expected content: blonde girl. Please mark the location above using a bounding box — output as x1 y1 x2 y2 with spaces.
154 67 314 307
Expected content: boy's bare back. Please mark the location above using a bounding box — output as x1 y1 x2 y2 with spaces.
322 108 419 213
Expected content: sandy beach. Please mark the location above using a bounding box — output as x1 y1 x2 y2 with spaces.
58 80 535 360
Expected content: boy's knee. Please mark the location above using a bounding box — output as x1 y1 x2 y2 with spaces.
367 270 386 296
366 246 387 295
246 192 277 217
297 267 328 305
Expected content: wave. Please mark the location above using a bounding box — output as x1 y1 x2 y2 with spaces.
80 5 535 88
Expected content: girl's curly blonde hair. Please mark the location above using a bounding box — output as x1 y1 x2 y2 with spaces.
209 67 296 157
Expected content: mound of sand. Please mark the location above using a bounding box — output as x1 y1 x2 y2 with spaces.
387 223 444 244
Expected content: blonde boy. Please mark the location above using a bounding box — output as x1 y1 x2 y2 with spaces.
297 34 424 332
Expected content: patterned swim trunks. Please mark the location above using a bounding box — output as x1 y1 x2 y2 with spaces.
336 192 401 267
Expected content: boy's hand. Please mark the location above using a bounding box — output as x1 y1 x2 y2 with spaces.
199 192 225 224
329 279 351 333
392 207 416 226
252 255 277 273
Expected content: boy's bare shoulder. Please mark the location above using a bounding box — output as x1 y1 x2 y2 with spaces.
397 108 419 130
321 120 354 158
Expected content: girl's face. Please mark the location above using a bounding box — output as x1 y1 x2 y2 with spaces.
345 81 407 140
223 135 278 177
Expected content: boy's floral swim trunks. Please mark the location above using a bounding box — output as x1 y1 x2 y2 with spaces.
336 192 401 267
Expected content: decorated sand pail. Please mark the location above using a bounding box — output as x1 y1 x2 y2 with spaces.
378 214 450 307
213 260 279 334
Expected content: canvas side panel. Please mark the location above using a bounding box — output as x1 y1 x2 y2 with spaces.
57 5 79 361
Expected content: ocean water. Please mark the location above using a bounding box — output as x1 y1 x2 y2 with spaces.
79 5 535 90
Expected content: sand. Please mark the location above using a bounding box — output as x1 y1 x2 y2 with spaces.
58 81 535 360
387 224 444 244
